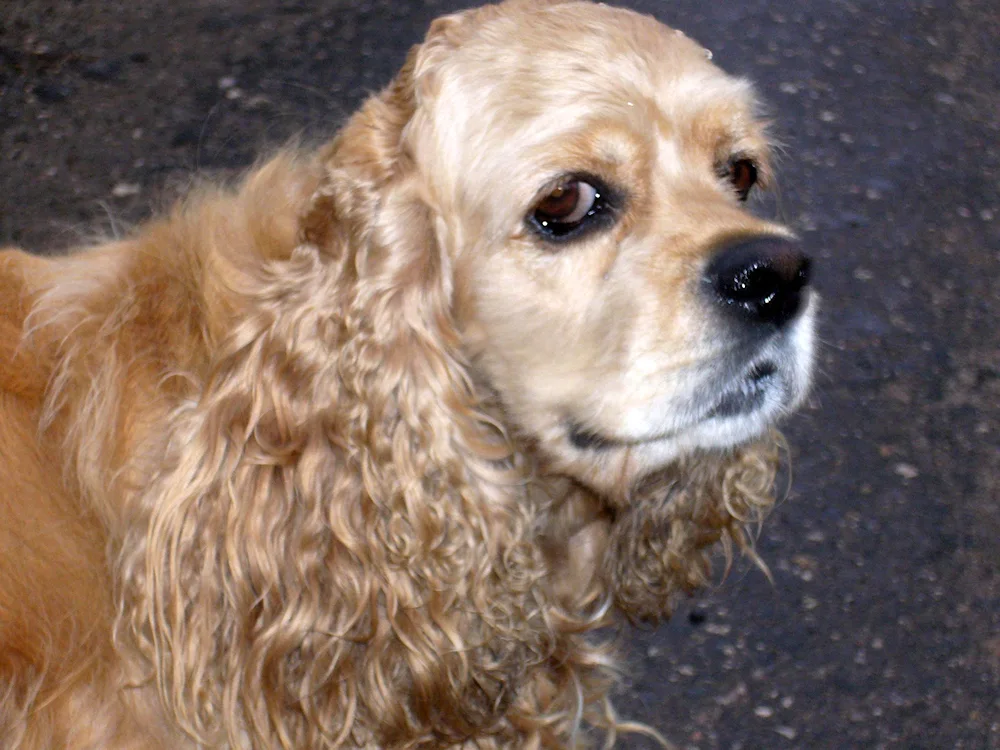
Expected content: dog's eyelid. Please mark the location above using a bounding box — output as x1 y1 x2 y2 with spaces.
532 171 613 203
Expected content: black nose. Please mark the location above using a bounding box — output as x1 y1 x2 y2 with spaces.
705 236 812 328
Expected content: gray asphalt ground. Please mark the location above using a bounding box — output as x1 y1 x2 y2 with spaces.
1 1 997 748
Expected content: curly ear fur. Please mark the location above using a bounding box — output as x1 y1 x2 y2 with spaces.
114 41 619 750
605 438 780 622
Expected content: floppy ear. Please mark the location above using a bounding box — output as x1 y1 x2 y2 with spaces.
115 32 607 749
604 437 780 622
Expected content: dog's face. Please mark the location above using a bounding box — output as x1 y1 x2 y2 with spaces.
408 1 815 498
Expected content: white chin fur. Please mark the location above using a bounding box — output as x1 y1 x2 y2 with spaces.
634 294 817 464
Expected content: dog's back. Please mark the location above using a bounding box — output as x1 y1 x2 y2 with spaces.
0 248 124 746
0 234 230 748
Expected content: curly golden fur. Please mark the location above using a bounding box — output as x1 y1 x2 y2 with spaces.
0 2 814 748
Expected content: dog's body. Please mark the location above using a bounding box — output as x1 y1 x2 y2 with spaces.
0 2 815 748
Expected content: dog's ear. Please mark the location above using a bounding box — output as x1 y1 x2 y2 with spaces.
118 31 587 749
604 437 781 622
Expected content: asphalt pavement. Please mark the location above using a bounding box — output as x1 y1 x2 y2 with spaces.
1 1 997 748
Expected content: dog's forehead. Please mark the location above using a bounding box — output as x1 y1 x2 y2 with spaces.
422 3 759 193
433 3 738 119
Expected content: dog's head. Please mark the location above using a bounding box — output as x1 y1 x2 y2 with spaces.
300 0 816 545
326 0 814 501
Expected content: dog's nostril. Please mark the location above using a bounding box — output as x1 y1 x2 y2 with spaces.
706 237 811 328
748 360 778 382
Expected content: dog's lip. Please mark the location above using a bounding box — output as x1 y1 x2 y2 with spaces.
703 359 778 419
566 416 684 452
566 358 781 451
567 422 621 451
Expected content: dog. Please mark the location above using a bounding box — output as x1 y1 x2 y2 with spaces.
0 1 815 747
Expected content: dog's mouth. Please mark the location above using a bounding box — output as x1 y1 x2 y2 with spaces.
704 359 778 419
566 358 783 452
567 423 617 451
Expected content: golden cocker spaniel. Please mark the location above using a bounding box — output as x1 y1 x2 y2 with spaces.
0 1 815 748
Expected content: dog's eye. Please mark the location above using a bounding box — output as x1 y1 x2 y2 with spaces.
725 158 758 201
530 179 608 240
536 182 597 225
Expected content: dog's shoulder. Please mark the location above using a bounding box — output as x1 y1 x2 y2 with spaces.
0 247 53 400
1 148 324 422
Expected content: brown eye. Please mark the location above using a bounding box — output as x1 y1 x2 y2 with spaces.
727 158 758 201
535 180 598 226
529 178 613 241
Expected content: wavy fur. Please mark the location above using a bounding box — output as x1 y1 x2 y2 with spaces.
0 2 809 748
